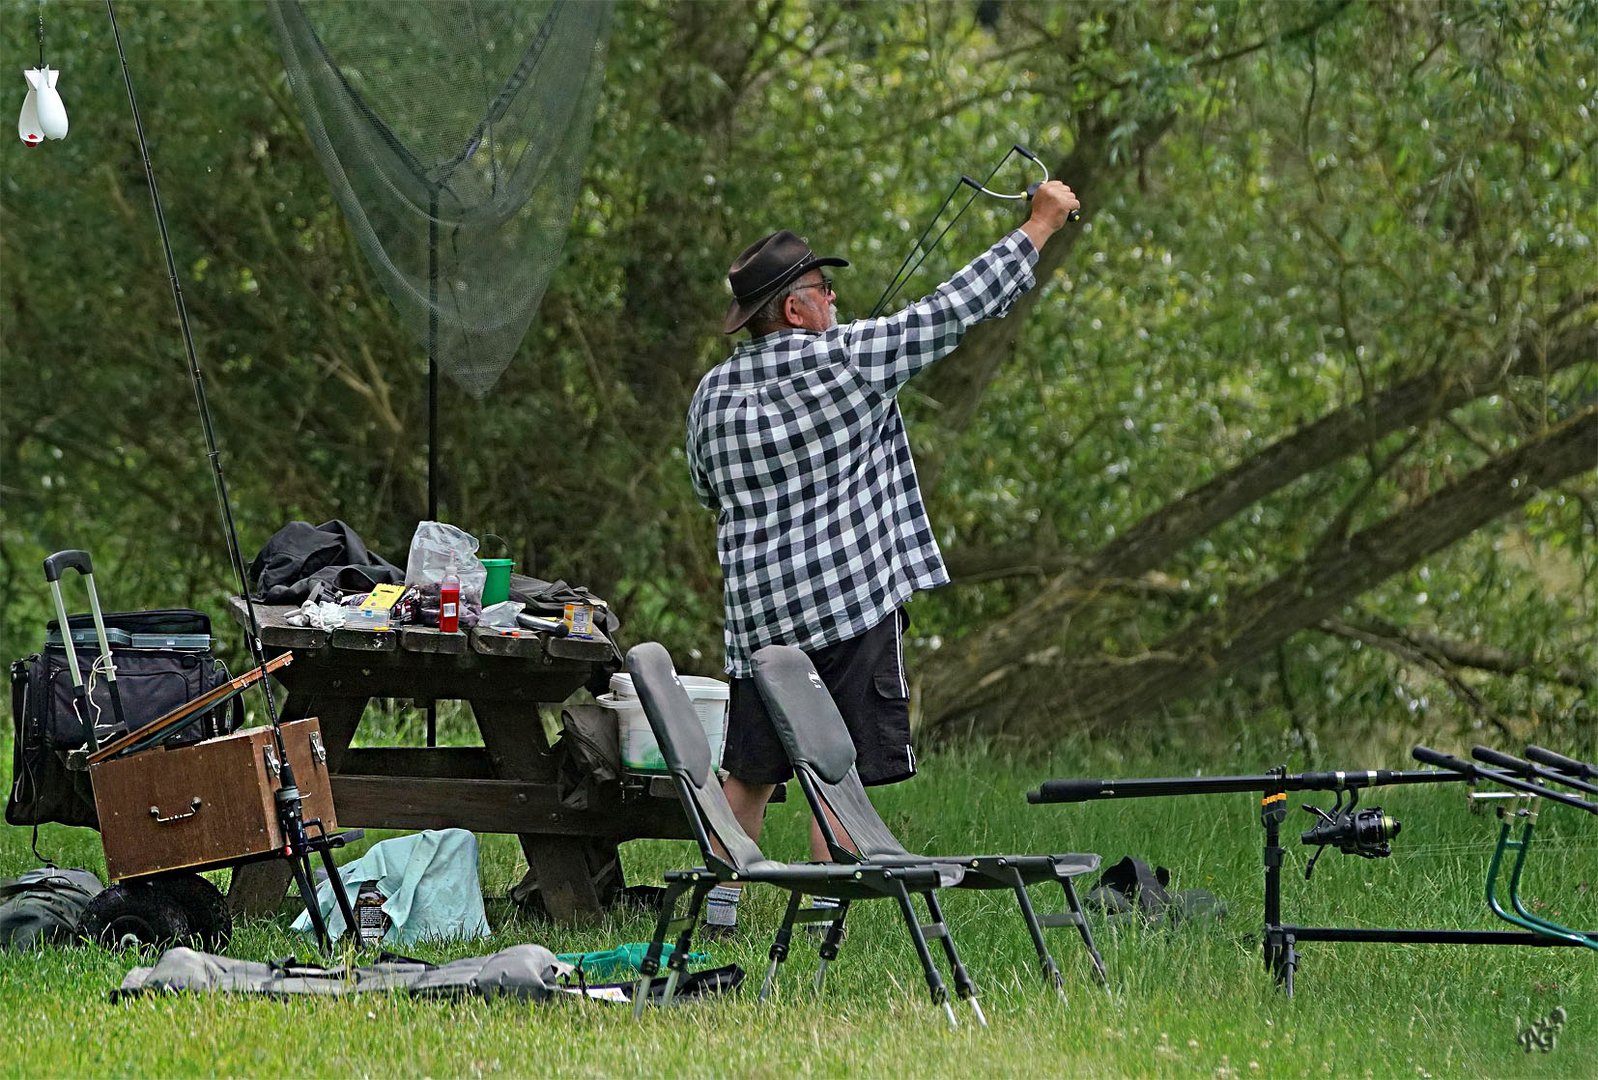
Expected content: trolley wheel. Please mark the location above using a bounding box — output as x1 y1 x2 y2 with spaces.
155 873 232 951
80 881 191 951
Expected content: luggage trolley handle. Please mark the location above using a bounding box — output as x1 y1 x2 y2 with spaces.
42 549 128 751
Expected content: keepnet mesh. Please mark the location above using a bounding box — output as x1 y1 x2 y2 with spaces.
269 0 613 397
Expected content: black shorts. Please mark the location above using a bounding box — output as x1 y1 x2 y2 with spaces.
723 608 916 788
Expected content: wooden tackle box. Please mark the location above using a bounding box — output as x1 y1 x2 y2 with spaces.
90 717 337 881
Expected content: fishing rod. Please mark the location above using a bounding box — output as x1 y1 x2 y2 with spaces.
103 0 280 741
1413 746 1598 813
1526 744 1598 782
105 0 352 948
872 143 1081 319
1417 744 1597 951
1027 758 1594 997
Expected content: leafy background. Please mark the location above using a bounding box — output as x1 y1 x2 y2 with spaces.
1 0 1593 758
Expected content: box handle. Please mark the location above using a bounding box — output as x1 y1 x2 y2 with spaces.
149 797 203 824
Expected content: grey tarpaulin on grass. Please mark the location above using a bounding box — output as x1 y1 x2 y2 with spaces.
113 944 570 1002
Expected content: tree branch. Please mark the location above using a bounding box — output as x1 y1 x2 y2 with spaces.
1318 615 1595 691
926 404 1598 737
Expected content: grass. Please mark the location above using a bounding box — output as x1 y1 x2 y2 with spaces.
1 734 1592 1078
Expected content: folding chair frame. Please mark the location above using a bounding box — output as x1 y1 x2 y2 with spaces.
624 642 982 1028
752 643 1109 999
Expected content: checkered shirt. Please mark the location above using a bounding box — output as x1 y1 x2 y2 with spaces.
687 228 1039 676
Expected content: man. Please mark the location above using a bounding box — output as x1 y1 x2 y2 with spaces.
686 180 1081 932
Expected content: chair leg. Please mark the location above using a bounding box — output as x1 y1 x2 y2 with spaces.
813 900 852 994
759 892 805 1002
661 881 712 1008
633 877 694 1018
924 891 985 1028
1010 880 1065 998
893 885 956 1029
1061 877 1108 986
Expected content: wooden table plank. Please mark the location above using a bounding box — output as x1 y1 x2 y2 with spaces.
470 629 545 660
339 746 494 779
328 628 397 652
398 625 469 654
329 775 694 840
228 596 326 650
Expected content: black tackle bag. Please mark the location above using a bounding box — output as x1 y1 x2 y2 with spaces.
7 609 242 829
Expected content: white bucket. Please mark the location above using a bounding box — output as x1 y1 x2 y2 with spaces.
680 676 730 767
598 693 665 773
599 673 729 773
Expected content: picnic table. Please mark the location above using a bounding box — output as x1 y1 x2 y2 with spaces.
223 598 693 924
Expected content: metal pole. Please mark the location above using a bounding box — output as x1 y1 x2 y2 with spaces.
426 188 439 748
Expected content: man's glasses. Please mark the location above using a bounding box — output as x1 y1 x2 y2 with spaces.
792 275 835 298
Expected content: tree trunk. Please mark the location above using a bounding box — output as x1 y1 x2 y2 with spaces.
1091 316 1595 579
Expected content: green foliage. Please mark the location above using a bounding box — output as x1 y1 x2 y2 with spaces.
1 1 1593 734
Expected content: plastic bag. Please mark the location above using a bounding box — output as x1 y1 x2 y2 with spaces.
406 522 488 627
480 601 525 628
406 522 487 593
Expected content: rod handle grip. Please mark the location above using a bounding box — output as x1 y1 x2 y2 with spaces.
1411 745 1471 775
1028 778 1108 803
43 550 93 582
1525 745 1596 779
1471 745 1534 774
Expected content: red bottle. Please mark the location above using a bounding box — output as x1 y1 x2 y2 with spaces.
439 564 461 633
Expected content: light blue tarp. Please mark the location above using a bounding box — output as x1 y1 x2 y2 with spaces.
294 829 491 945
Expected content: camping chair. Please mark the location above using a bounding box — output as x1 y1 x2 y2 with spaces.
625 642 982 1027
752 644 1109 999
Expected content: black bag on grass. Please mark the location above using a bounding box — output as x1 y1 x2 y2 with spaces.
0 867 104 951
1086 855 1227 925
7 609 242 829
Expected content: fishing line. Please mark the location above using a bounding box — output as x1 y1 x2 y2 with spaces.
871 149 1016 318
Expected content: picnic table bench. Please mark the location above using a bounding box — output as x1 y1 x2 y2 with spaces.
223 598 693 924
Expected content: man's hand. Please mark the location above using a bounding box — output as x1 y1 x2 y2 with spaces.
1020 180 1080 252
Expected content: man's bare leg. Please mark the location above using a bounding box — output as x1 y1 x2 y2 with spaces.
708 776 861 931
720 775 854 862
807 790 858 932
809 799 857 861
722 776 776 847
703 776 776 933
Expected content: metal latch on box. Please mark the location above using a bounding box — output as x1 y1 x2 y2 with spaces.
310 732 326 764
264 745 281 777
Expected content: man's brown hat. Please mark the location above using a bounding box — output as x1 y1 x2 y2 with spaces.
722 229 848 334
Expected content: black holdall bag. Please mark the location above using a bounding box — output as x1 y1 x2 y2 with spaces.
7 608 243 830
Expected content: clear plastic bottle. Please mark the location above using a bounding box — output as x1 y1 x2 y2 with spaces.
439 562 461 633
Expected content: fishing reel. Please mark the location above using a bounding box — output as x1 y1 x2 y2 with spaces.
1300 787 1401 879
